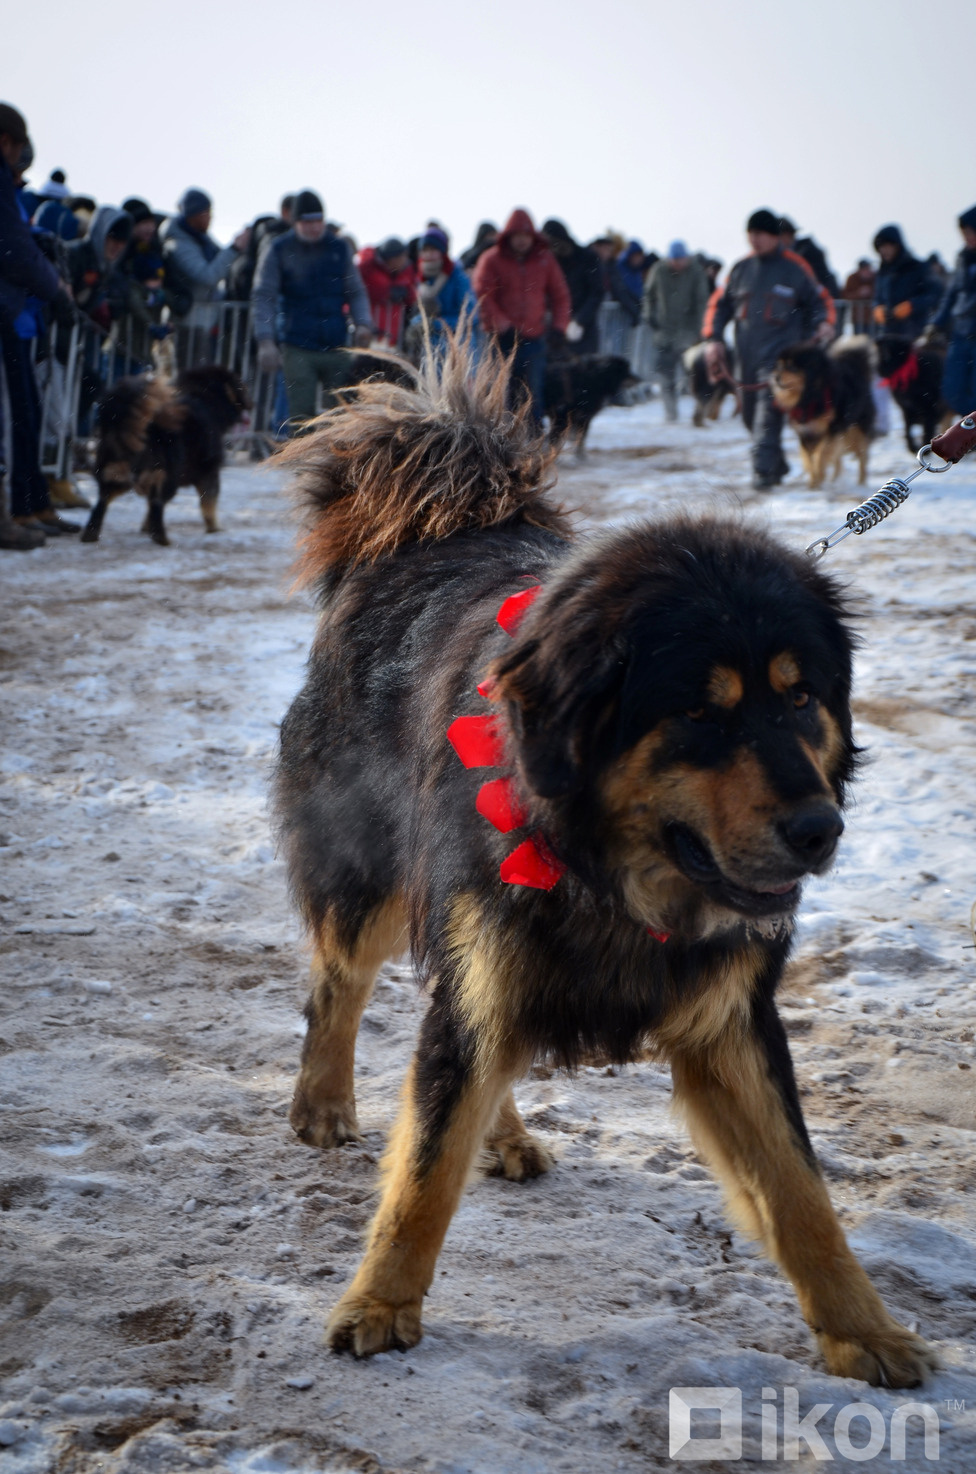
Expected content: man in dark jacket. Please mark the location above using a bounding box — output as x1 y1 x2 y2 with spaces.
932 205 976 415
778 217 839 299
541 220 604 354
704 208 832 488
0 102 74 548
252 190 373 427
872 225 940 341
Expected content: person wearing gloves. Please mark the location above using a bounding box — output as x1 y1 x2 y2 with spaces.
251 189 373 428
159 187 250 357
930 205 976 416
405 226 475 359
702 208 833 489
642 240 710 421
357 236 416 350
472 207 570 421
871 225 940 341
540 218 603 353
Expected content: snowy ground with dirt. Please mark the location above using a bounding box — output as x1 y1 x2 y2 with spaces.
2 396 975 1473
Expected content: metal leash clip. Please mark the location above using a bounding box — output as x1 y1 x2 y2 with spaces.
806 442 953 560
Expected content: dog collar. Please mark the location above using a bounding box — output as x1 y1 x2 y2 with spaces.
880 351 920 394
445 584 670 940
790 386 833 424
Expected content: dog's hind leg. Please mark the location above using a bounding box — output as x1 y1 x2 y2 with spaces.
197 472 220 533
668 992 938 1388
291 897 406 1149
484 1087 553 1182
80 496 111 544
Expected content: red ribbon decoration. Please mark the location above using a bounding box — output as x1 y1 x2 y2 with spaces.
880 351 920 394
499 837 566 891
496 584 542 635
446 714 505 768
476 776 528 833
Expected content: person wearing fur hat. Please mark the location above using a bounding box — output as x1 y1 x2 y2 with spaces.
930 206 976 415
252 189 373 427
358 236 416 350
703 208 833 488
871 225 940 341
404 227 476 360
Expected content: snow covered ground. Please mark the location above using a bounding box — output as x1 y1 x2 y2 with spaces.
1 396 975 1473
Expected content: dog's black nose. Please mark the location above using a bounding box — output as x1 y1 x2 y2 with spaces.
779 805 844 863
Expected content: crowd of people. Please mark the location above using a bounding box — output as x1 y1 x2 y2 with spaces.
2 96 975 549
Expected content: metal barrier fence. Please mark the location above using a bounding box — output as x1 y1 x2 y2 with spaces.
29 296 874 475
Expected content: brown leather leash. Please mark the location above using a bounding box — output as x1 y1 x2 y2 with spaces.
806 411 976 559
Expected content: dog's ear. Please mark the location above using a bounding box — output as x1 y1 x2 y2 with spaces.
491 601 628 799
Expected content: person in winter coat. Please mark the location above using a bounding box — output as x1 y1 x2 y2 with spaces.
405 227 475 359
358 237 416 350
590 238 640 325
252 189 373 427
540 219 603 353
842 259 876 333
703 208 832 488
931 205 976 415
460 222 498 272
33 171 79 241
472 207 571 421
642 241 710 421
617 240 648 301
872 225 940 341
158 187 250 345
65 205 133 331
778 218 840 298
225 197 295 304
0 102 76 547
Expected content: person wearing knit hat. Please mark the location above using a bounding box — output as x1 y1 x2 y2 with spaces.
158 187 251 351
702 208 833 489
404 227 476 360
358 237 415 349
252 189 374 426
930 206 976 414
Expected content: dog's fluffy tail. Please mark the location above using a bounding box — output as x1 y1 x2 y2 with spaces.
95 376 183 473
829 333 878 376
280 326 568 586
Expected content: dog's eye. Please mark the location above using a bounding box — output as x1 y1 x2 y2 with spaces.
685 708 706 722
793 688 811 709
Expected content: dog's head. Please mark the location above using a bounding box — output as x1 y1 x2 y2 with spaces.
770 346 829 415
177 364 251 425
493 519 857 938
874 334 912 380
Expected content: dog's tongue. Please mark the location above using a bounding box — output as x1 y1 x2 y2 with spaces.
757 880 797 895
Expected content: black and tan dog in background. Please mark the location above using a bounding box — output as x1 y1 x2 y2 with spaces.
81 365 249 546
770 337 876 489
273 335 936 1386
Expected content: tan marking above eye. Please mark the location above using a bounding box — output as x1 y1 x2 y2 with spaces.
706 665 744 709
769 652 801 694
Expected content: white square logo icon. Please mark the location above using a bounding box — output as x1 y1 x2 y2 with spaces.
670 1387 743 1460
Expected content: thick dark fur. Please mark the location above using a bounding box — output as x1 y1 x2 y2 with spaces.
544 353 638 456
875 335 950 454
682 341 734 426
770 337 876 488
272 334 937 1384
81 365 249 546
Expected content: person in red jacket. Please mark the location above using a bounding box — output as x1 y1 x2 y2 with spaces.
472 208 571 420
357 237 416 350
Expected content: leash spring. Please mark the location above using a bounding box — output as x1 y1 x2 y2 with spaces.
845 477 913 535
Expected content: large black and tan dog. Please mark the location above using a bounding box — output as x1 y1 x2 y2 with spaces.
81 364 249 546
875 335 950 455
682 340 735 426
770 337 876 488
273 337 936 1386
544 353 638 455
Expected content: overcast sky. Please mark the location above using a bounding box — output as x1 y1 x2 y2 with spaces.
6 0 972 280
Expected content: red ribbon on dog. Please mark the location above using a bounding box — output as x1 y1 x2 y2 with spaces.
880 352 920 394
447 582 668 931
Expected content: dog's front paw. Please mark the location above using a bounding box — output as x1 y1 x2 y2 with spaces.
818 1323 939 1388
327 1293 422 1357
290 1089 361 1148
485 1131 553 1182
79 524 99 544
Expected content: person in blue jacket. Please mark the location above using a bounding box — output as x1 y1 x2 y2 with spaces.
405 227 475 359
0 102 76 548
930 205 976 416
